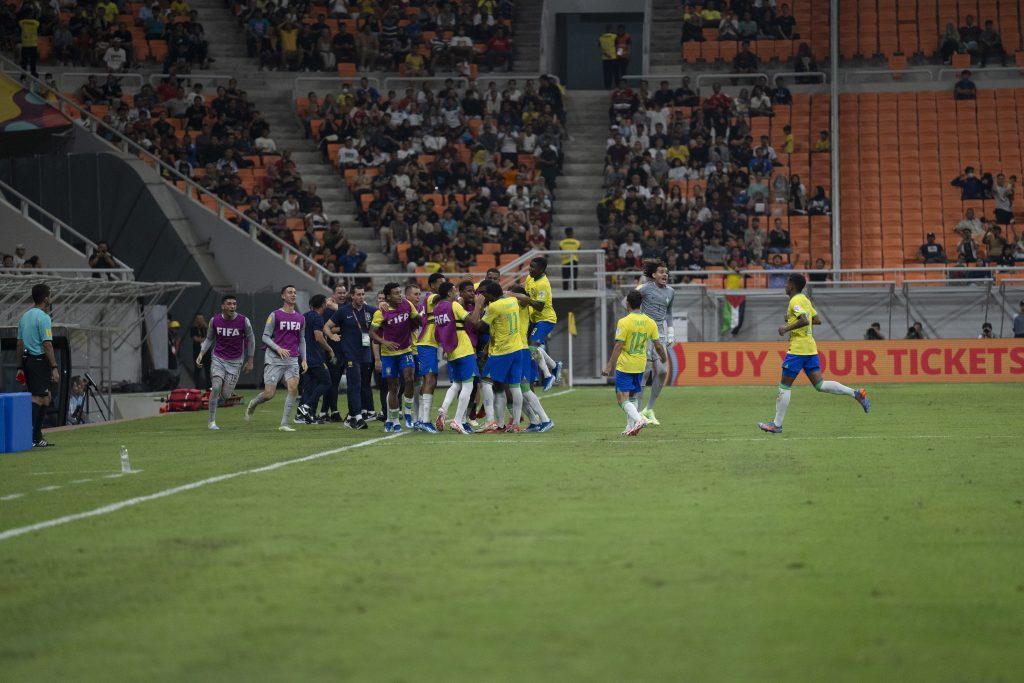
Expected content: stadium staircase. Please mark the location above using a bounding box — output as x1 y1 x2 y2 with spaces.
557 91 612 251
649 0 686 73
188 0 394 275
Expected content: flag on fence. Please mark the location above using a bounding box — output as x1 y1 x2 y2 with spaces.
567 312 577 336
721 295 746 336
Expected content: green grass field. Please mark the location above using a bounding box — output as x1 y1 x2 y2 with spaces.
1 384 1022 682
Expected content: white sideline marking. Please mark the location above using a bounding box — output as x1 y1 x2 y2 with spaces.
539 388 574 401
0 433 403 542
70 479 93 484
1 494 24 502
36 486 62 492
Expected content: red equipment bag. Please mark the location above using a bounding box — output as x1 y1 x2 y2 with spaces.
164 388 209 412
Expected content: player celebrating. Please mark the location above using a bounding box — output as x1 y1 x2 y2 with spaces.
602 289 667 436
524 256 563 390
430 281 478 434
371 282 421 433
468 280 524 433
635 260 675 425
245 285 308 432
508 284 554 432
414 273 446 432
758 273 870 434
196 294 255 430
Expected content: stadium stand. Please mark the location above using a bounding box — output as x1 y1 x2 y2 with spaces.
226 0 517 75
838 0 1022 64
674 1 830 65
839 87 1024 279
297 75 568 276
599 77 832 288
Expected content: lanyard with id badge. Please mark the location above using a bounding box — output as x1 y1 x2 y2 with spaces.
352 307 370 347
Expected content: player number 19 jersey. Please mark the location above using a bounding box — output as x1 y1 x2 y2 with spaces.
614 312 660 374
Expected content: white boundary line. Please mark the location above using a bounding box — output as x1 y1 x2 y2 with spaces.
539 388 574 401
0 433 402 543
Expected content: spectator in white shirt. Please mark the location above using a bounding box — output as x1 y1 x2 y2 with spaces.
103 39 127 72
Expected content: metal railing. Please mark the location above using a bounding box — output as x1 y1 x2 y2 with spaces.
0 54 338 288
146 73 244 88
0 178 134 280
0 267 135 279
292 75 382 104
842 68 935 84
59 72 145 93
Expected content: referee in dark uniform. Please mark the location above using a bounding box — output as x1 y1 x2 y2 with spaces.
16 283 59 447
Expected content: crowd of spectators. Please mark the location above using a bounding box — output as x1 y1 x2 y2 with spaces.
2 0 213 74
233 0 517 74
938 15 1008 67
65 70 369 279
681 2 801 42
0 244 44 270
598 78 830 284
302 76 568 272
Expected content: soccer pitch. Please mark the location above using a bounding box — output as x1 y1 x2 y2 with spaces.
1 384 1022 682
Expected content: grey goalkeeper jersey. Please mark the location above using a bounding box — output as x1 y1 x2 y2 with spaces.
637 281 674 332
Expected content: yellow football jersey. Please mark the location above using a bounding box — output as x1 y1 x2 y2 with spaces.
786 293 817 355
525 274 557 324
481 296 524 356
614 312 659 374
419 293 441 348
448 301 476 361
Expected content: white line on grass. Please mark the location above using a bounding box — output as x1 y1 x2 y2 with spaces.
36 486 62 492
539 388 574 401
0 433 403 542
0 494 24 501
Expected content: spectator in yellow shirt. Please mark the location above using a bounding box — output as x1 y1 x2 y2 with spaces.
18 11 40 77
558 227 581 291
782 124 795 154
97 0 118 23
404 50 427 76
814 129 831 152
169 0 191 16
666 139 690 165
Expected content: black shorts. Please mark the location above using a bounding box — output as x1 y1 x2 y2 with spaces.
994 208 1014 225
23 354 52 397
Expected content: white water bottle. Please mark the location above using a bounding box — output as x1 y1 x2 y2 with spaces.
120 446 131 474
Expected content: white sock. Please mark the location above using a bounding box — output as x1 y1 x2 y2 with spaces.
495 391 507 425
420 392 434 423
532 348 551 378
538 346 557 371
524 390 549 423
817 380 856 397
482 382 495 424
440 383 459 415
455 382 473 423
509 386 523 426
774 385 791 426
622 399 641 425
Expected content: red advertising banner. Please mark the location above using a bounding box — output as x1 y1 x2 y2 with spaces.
666 339 1024 386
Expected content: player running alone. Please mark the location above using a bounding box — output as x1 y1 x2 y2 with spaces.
371 282 421 433
603 290 667 436
758 273 870 434
245 285 309 432
524 257 563 391
634 259 675 425
196 294 255 430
